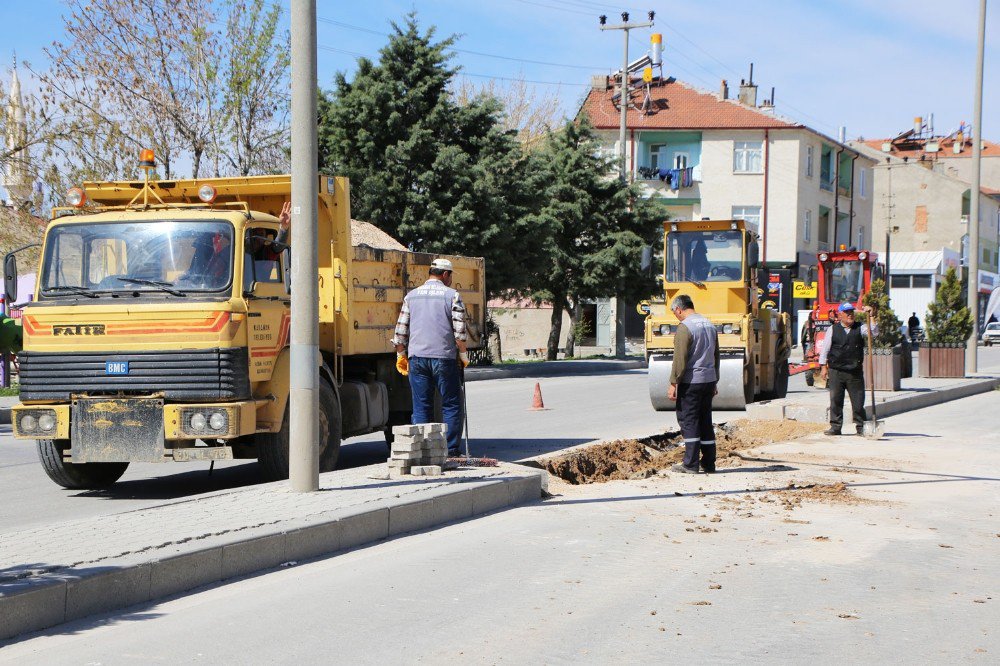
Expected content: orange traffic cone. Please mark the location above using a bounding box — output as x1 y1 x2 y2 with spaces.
529 382 548 410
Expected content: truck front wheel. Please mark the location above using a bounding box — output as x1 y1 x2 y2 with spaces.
259 380 342 481
37 439 129 489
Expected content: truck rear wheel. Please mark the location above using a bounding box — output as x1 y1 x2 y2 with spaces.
37 439 129 489
259 380 341 481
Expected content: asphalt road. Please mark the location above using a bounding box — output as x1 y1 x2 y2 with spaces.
1 347 997 533
3 391 997 663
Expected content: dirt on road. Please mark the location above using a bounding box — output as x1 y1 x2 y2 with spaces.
542 419 824 485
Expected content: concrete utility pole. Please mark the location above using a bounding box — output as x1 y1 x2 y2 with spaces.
289 0 319 492
600 11 654 359
966 0 987 374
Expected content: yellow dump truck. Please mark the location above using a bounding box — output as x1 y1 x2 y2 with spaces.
645 219 789 411
3 169 484 488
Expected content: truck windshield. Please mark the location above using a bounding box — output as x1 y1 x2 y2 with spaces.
823 260 864 304
41 221 234 296
665 230 743 283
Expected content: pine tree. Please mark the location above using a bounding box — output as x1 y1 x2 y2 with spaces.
317 14 538 295
925 267 973 344
527 119 660 360
861 278 902 348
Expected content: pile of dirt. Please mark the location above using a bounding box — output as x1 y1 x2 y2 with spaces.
542 419 825 485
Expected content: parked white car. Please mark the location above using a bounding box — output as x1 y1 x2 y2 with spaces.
983 322 1000 346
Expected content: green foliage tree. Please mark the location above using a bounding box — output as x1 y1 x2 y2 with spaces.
925 267 973 344
526 119 661 360
317 14 540 295
861 277 902 348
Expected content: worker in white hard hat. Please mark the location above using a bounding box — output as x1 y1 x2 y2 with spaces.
392 257 468 456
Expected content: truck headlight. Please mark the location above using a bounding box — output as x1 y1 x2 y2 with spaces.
189 412 207 432
657 324 677 335
20 414 37 433
208 412 227 431
38 413 56 433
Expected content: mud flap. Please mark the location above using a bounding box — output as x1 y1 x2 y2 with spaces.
71 397 166 463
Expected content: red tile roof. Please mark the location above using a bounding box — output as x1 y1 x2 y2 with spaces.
580 77 799 130
860 137 1000 160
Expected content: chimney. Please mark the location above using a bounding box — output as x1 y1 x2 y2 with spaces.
838 126 846 144
719 79 729 100
737 64 757 106
591 74 609 91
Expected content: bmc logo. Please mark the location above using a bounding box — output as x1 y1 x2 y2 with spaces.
53 324 106 336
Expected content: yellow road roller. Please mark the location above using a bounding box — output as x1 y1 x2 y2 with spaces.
645 219 790 411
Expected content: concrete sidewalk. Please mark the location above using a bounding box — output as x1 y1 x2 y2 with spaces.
747 372 1000 423
0 463 544 642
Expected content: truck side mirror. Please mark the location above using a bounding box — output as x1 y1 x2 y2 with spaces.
640 245 653 274
747 240 760 269
4 253 17 304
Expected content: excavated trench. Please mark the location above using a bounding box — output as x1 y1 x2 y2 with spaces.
542 419 825 485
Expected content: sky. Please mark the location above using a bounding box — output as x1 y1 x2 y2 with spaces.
1 0 997 150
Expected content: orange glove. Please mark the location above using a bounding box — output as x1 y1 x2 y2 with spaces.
395 353 409 376
460 351 470 368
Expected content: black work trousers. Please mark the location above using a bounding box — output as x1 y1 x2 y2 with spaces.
676 382 717 471
828 367 865 432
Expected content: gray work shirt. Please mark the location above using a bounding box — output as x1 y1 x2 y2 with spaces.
670 313 720 384
392 278 466 359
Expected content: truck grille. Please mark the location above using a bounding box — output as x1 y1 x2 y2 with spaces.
18 348 251 402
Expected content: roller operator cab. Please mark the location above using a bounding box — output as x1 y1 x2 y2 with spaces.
3 158 485 489
644 219 790 411
793 249 880 387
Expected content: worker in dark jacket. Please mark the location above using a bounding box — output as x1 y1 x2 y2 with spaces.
667 294 721 474
819 302 876 436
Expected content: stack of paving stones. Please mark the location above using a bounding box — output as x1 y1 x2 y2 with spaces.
388 423 450 478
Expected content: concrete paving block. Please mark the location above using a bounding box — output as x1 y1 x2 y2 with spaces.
221 534 285 580
390 450 423 461
507 474 542 506
149 548 223 600
0 579 67 642
783 404 828 423
471 480 512 516
424 423 445 434
388 499 437 536
339 508 390 551
746 401 785 421
391 439 423 452
283 520 343 563
432 488 474 525
388 467 411 479
65 564 151 621
392 424 421 436
387 458 411 468
410 465 442 477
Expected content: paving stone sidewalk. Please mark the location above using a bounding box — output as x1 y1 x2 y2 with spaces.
0 462 544 641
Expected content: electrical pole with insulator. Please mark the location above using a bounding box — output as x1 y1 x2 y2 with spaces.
600 10 655 359
966 0 987 374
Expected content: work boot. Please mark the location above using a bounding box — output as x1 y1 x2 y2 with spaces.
855 427 865 437
671 463 699 474
823 427 841 436
699 465 716 474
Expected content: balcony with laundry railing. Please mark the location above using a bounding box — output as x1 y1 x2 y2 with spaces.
634 133 703 194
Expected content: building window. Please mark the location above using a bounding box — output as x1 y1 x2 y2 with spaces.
806 145 814 178
818 207 831 249
733 141 763 173
859 168 868 198
648 143 666 170
856 225 864 249
673 152 689 170
912 275 932 288
890 275 911 289
804 209 812 243
732 205 761 233
820 145 834 190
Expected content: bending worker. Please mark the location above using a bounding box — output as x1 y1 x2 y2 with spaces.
819 302 876 436
392 258 468 457
666 294 720 474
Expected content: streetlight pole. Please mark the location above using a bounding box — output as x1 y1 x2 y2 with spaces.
289 0 319 492
600 11 653 358
966 0 986 374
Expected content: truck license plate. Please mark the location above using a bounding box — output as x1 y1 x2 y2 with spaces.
106 361 129 375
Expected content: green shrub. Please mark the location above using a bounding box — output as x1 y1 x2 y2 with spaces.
861 278 902 348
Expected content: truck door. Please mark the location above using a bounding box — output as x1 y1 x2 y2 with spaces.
244 227 290 382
